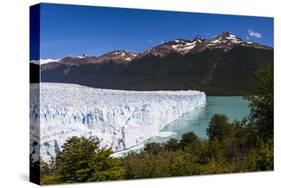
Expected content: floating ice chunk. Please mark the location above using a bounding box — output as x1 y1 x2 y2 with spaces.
154 131 177 137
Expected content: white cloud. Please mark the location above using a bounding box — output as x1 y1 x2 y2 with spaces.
30 58 60 65
248 29 262 38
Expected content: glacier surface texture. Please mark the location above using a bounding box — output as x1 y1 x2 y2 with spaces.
30 83 206 162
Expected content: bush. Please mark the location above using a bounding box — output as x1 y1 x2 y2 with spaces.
144 142 163 155
164 138 179 151
207 114 232 141
41 137 124 184
179 132 199 148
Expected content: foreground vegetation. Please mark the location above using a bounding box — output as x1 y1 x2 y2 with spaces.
39 64 273 184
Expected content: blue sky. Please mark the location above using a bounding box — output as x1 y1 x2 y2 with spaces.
39 3 273 59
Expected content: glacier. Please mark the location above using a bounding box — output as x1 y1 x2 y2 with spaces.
30 83 206 162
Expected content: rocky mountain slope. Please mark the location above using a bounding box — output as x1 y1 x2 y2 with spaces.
36 32 273 95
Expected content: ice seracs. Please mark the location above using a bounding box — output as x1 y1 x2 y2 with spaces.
30 83 206 162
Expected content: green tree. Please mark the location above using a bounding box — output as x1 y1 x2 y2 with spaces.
207 114 232 141
144 142 163 155
164 138 178 151
52 137 124 183
246 143 273 171
179 132 199 148
247 64 273 140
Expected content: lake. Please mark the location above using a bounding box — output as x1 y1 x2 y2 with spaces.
150 96 251 143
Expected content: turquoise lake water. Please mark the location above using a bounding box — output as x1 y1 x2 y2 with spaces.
150 96 251 143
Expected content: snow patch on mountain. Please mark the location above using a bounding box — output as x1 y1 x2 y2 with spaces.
30 83 206 162
96 50 138 63
171 40 197 53
208 33 243 47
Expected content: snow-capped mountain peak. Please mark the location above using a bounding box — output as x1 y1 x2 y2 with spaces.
136 37 204 58
38 32 272 68
95 50 138 63
193 35 204 42
204 32 245 51
210 32 243 44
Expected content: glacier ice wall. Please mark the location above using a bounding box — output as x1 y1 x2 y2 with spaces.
30 83 206 162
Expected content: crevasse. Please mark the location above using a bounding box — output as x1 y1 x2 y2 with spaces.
30 83 206 162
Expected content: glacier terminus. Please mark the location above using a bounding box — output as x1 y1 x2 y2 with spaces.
30 83 206 162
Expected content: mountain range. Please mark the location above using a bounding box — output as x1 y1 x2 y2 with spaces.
31 32 273 95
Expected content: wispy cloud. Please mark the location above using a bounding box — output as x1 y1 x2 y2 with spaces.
248 29 262 38
147 39 153 44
